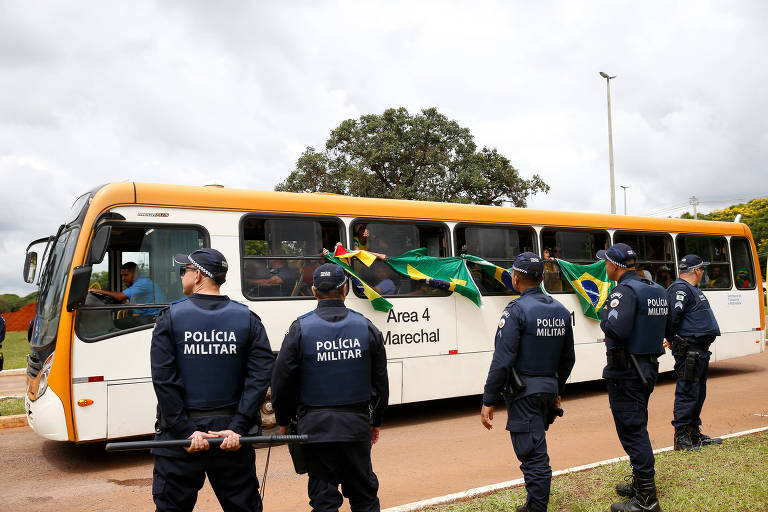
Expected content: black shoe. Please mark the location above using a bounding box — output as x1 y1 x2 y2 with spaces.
615 474 636 497
610 476 662 511
673 426 700 451
691 425 722 446
516 506 530 512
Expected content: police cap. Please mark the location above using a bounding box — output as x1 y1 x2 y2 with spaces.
174 248 229 280
679 254 709 271
511 252 544 278
313 263 347 291
596 243 637 268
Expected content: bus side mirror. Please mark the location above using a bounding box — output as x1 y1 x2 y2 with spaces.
67 265 93 312
89 225 111 265
23 252 38 283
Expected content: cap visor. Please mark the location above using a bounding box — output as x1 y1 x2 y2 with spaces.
596 250 608 260
173 253 190 265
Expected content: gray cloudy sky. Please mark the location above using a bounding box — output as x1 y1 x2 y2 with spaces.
2 1 767 295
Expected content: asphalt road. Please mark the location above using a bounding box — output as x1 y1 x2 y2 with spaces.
1 351 767 512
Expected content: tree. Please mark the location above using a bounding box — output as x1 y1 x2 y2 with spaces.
276 107 549 206
681 197 768 274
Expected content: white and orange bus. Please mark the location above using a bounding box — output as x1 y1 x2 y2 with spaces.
22 182 765 442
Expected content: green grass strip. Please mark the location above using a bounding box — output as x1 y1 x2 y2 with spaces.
1 331 29 370
424 431 768 511
0 397 24 416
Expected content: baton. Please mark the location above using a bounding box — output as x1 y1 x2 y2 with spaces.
628 353 649 391
105 434 309 452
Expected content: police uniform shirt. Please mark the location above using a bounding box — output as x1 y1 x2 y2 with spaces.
483 287 576 407
666 278 720 343
271 299 389 443
150 294 274 455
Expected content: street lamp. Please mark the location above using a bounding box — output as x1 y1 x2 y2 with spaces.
620 185 628 215
599 71 617 214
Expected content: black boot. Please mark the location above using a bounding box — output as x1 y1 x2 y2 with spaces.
673 426 700 451
691 425 722 446
615 474 636 497
610 476 662 511
515 506 530 512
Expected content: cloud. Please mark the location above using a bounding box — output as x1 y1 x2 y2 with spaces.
1 0 767 294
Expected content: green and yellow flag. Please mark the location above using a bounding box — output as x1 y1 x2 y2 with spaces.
462 254 516 291
386 248 482 306
555 259 615 320
323 253 393 312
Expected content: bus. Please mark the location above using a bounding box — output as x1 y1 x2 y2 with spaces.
22 182 765 442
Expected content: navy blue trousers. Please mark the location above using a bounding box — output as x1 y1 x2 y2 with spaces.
153 448 261 512
507 393 556 512
302 441 380 512
672 349 711 428
606 369 657 479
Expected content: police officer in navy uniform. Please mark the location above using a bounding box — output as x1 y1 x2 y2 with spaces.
481 252 575 512
150 248 274 512
598 243 667 512
666 254 722 451
271 263 389 512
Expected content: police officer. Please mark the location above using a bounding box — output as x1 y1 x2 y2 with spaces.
150 248 274 512
666 254 722 450
271 263 389 512
481 252 575 512
598 243 667 512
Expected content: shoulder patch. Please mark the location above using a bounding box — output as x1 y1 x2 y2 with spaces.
609 291 623 299
609 298 620 308
498 318 506 329
674 301 683 309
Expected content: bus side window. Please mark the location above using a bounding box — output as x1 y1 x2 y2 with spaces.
540 228 609 293
241 216 342 299
731 237 756 290
614 231 676 288
676 235 731 290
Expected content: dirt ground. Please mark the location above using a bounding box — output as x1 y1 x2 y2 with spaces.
1 351 767 512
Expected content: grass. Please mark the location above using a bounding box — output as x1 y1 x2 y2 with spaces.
424 431 768 511
0 397 24 416
1 331 28 370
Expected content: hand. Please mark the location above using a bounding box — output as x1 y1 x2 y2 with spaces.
208 430 241 451
663 339 672 350
279 425 288 435
554 396 562 408
322 248 330 256
481 405 494 430
371 426 380 446
185 431 213 453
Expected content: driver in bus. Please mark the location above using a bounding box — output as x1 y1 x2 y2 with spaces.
90 261 166 327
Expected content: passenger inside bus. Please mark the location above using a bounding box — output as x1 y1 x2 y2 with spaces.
655 265 673 288
247 251 298 297
704 265 730 289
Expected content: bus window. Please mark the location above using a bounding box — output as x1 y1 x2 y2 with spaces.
242 216 342 299
76 225 207 341
614 232 676 288
455 224 535 295
676 235 731 290
731 237 756 290
350 220 449 296
540 228 609 293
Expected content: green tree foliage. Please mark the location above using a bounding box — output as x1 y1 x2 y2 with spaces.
681 197 768 275
276 107 549 206
0 292 38 313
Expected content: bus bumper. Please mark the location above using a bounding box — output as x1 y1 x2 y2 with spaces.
26 388 68 441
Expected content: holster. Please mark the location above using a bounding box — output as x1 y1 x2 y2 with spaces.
672 335 690 355
287 420 308 474
545 406 564 431
503 367 527 397
606 348 628 370
682 350 699 381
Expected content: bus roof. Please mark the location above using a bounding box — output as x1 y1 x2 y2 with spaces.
87 182 751 237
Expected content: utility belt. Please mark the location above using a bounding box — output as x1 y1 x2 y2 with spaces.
672 335 710 382
672 334 712 355
297 402 369 419
156 405 237 430
606 348 657 390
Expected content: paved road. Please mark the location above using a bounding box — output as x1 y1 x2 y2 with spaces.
0 372 25 397
1 351 767 512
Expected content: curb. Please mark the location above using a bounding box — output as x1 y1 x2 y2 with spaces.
0 369 26 376
0 414 28 429
382 425 768 512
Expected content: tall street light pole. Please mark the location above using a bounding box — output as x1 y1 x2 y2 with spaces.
600 71 617 214
620 185 628 215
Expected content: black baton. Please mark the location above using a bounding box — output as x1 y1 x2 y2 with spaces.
628 354 649 390
105 434 309 452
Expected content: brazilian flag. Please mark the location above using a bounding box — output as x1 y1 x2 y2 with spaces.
462 254 516 292
324 254 393 312
386 248 482 307
556 259 615 320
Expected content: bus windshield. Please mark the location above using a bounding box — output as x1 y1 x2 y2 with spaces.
32 226 81 348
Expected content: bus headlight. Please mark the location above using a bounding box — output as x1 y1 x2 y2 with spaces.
36 353 54 399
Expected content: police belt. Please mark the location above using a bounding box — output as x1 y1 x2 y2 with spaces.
187 405 238 419
606 349 657 370
297 402 369 418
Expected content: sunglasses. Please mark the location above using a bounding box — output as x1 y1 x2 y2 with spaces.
179 266 198 276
